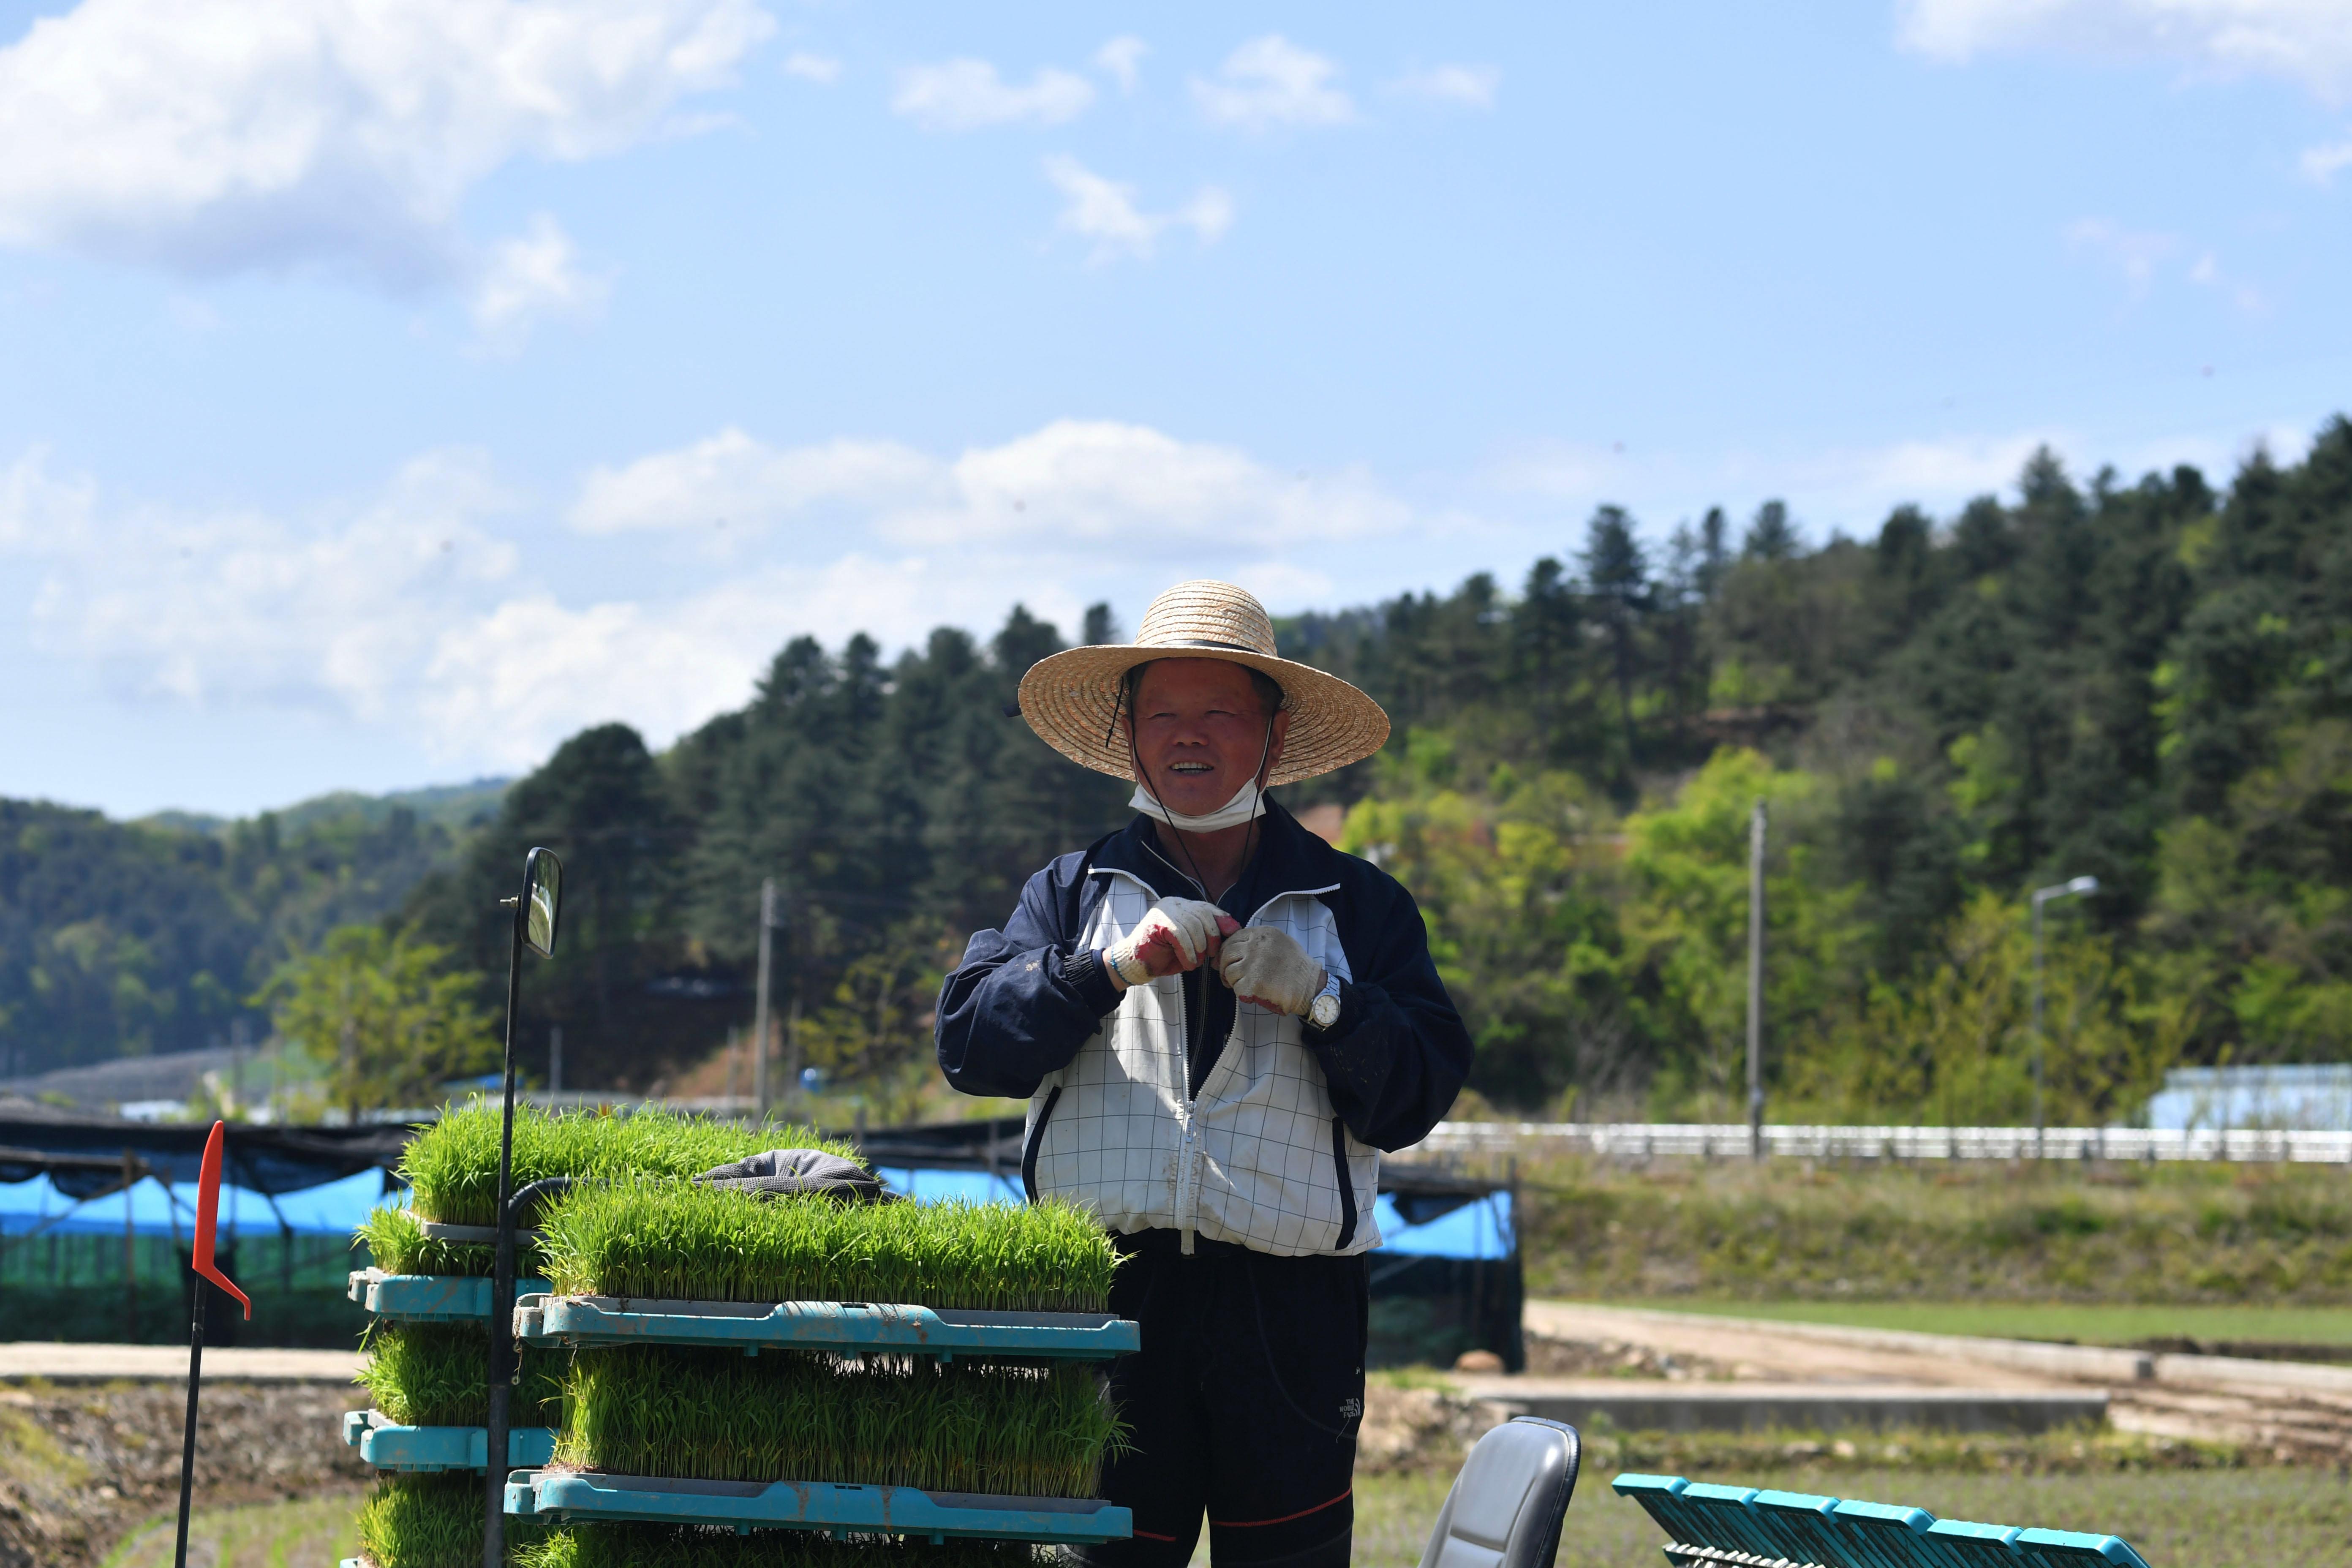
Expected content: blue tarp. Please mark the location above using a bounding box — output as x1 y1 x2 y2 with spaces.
0 1167 391 1240
6 1157 1509 1260
871 1166 1513 1260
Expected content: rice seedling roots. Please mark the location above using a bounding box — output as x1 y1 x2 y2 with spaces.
558 1347 1126 1499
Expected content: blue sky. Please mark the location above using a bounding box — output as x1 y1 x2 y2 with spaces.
2 0 2347 817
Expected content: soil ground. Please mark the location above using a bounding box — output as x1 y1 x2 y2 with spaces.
0 1379 368 1568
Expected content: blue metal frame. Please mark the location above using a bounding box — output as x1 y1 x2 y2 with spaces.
1609 1473 2150 1568
512 1293 1139 1361
347 1269 550 1321
505 1470 1132 1544
340 1409 556 1473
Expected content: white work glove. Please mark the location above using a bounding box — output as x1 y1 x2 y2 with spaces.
1217 926 1327 1017
1105 897 1239 987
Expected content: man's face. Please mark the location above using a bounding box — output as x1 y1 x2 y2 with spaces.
1127 659 1290 817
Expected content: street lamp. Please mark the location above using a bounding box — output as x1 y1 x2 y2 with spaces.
2030 874 2099 1156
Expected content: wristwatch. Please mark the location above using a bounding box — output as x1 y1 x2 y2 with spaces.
1307 970 1342 1031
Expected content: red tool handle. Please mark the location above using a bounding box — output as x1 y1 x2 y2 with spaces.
191 1121 250 1320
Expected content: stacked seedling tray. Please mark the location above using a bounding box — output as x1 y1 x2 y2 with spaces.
344 1101 855 1568
503 1173 1135 1559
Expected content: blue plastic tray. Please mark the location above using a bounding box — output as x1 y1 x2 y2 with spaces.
506 1470 1132 1544
513 1294 1138 1361
347 1269 551 1321
340 1409 556 1473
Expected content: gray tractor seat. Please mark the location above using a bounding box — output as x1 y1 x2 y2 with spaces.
1418 1416 1582 1568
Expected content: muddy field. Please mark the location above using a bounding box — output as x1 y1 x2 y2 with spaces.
0 1379 368 1568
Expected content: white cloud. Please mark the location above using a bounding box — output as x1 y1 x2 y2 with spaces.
1095 36 1147 93
782 51 840 84
574 419 1410 551
1 419 1417 770
890 58 1094 131
1043 156 1232 263
469 215 611 349
0 446 98 549
1898 0 2352 101
1386 64 1500 109
571 427 935 533
0 0 775 286
10 447 520 719
2066 216 2179 296
2302 134 2352 181
1192 35 1354 129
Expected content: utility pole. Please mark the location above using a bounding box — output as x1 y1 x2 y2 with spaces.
753 879 777 1123
549 1024 564 1098
1746 798 1767 1162
2029 875 2099 1157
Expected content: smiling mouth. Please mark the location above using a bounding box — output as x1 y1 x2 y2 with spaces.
1169 762 1212 773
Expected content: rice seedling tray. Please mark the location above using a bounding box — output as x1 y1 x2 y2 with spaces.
342 1409 558 1473
350 1268 552 1321
504 1471 1132 1544
513 1293 1138 1361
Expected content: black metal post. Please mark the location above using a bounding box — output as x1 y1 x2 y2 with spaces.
483 889 527 1568
173 1281 206 1568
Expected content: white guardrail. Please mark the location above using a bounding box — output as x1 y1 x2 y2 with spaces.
1409 1121 2352 1164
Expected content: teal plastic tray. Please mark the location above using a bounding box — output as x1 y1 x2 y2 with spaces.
341 1409 557 1473
347 1269 551 1321
513 1293 1139 1361
505 1470 1132 1544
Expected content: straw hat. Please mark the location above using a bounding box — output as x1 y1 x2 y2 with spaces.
1017 580 1390 786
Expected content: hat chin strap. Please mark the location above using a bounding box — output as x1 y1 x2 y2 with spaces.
1130 778 1265 832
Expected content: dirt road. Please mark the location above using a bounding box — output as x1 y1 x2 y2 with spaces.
1515 1301 2352 1462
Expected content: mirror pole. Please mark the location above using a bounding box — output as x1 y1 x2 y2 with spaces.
483 861 529 1568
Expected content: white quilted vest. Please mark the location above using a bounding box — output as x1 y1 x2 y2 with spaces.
1024 867 1383 1257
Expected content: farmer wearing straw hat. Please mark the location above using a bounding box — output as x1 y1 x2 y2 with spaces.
937 580 1473 1568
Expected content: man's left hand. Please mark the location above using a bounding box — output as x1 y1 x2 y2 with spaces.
1217 926 1326 1017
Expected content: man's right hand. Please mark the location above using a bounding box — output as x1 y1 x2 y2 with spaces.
1105 898 1240 988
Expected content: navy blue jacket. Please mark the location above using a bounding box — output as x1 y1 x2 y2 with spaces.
934 796 1472 1152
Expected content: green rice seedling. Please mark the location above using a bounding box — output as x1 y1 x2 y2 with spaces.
403 1099 858 1227
359 1203 497 1278
538 1182 1117 1312
356 1321 563 1428
516 1527 1048 1568
354 1473 547 1568
556 1347 1127 1499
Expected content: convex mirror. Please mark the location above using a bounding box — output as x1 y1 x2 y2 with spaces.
523 846 563 958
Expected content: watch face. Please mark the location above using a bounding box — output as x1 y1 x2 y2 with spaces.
1311 993 1340 1029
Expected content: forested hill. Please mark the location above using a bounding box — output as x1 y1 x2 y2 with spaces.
13 419 2352 1120
0 781 504 1078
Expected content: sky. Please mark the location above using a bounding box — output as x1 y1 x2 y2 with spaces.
2 0 2348 818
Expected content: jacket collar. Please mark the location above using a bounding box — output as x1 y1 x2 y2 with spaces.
1089 792 1340 917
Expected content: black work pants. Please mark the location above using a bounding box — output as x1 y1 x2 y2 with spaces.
1078 1229 1367 1568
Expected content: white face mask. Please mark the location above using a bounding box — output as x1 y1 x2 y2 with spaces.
1130 778 1266 832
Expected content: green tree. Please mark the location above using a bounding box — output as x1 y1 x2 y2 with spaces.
257 926 494 1116
1614 749 1858 1117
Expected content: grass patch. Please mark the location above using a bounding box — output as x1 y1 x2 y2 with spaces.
1574 1298 2352 1349
538 1183 1116 1312
1517 1155 2352 1304
357 1322 563 1428
517 1528 1048 1568
103 1492 362 1568
403 1100 856 1228
556 1347 1125 1498
354 1473 547 1568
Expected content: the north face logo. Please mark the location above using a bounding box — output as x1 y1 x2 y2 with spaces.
1338 1397 1362 1420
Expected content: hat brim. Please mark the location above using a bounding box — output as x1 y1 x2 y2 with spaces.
1017 644 1391 787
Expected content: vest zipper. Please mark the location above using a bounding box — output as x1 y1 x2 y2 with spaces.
1174 962 1202 1255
